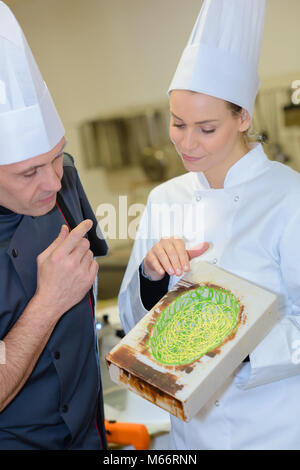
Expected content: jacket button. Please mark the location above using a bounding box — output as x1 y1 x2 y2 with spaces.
234 196 240 202
62 405 68 413
12 248 18 258
54 351 60 360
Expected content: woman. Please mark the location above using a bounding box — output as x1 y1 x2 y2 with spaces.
141 91 251 282
119 0 300 449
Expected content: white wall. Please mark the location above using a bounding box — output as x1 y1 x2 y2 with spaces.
5 0 300 216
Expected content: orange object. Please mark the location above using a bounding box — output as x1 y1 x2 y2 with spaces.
105 419 150 450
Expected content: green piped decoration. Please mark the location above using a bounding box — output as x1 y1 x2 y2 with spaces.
149 285 240 365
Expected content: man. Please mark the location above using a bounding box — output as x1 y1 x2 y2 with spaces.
0 2 108 449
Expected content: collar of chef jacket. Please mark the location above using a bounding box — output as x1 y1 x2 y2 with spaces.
196 143 272 190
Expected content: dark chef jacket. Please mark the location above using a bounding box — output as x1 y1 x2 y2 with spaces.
0 154 108 450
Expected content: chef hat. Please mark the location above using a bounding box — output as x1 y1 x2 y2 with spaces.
168 0 266 117
0 1 65 165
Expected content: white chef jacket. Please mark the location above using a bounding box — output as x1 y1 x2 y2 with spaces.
118 143 300 450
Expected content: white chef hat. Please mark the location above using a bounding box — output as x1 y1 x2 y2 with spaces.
0 1 65 165
168 0 266 117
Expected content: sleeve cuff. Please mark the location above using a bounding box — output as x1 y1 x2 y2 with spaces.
139 263 170 311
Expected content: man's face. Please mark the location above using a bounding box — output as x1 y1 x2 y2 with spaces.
0 137 66 216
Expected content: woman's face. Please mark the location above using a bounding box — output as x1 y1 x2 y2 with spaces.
169 90 250 184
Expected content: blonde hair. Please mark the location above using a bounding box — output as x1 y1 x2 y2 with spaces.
226 101 261 145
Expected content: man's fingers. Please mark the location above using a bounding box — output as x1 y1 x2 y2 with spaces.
89 258 99 283
38 224 69 260
59 225 69 240
187 242 210 260
73 238 91 263
57 219 93 255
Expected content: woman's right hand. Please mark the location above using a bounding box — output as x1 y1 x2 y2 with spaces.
142 237 210 281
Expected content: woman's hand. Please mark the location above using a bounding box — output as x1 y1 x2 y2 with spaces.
143 237 210 281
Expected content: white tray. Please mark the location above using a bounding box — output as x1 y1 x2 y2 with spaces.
106 261 278 421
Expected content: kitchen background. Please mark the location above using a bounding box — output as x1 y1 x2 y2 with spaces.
5 0 300 449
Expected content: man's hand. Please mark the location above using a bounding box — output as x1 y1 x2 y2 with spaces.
35 220 98 320
0 219 99 412
143 237 210 281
